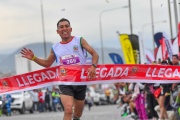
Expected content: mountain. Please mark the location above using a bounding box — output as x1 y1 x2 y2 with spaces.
0 42 53 73
0 54 9 63
0 42 124 73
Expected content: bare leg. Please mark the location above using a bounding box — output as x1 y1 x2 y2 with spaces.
73 99 85 119
60 95 74 120
157 96 168 119
129 101 135 113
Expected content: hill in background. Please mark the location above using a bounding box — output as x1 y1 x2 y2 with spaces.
0 42 123 73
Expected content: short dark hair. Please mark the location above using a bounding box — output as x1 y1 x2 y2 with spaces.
172 54 179 59
161 60 168 64
57 18 70 28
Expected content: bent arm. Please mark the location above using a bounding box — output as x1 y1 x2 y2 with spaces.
81 38 99 65
33 49 56 67
21 48 56 68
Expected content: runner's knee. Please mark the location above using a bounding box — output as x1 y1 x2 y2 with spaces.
64 105 73 115
73 110 83 118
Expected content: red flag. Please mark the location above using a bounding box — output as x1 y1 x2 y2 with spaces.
160 37 166 60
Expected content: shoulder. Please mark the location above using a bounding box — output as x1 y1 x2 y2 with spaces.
73 36 84 42
52 42 60 46
74 36 82 40
52 42 61 49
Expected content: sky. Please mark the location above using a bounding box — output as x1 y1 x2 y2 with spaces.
0 0 178 54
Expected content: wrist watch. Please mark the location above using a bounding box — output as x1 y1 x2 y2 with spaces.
92 64 97 68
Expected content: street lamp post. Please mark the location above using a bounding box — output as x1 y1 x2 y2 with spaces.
40 0 47 59
168 0 173 39
99 6 128 64
142 20 167 35
150 0 155 52
178 0 180 20
128 0 133 34
179 0 180 20
173 0 178 34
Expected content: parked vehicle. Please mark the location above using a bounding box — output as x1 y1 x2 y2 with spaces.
94 88 107 105
11 91 33 114
86 87 101 105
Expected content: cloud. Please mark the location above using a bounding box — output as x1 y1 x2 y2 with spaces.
0 0 177 53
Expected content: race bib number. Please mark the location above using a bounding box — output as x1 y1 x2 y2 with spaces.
61 54 80 65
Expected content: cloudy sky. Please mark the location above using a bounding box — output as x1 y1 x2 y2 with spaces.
0 0 178 54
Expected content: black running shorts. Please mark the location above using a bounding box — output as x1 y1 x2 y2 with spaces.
59 85 87 100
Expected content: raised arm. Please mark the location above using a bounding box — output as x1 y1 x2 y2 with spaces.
21 48 56 67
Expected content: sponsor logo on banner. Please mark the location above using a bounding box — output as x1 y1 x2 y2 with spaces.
60 67 67 76
1 80 9 88
131 66 138 75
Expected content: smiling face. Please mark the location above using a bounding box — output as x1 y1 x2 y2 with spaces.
56 20 72 41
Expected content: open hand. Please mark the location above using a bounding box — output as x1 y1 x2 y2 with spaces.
21 48 34 60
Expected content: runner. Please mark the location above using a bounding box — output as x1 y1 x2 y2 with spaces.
21 18 99 120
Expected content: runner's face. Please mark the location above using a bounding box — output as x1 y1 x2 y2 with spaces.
57 21 72 39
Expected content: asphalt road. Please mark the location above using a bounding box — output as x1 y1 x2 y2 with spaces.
0 105 132 120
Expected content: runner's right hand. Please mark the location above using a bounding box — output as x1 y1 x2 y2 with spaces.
21 48 34 60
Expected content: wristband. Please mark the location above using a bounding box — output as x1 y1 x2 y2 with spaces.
31 55 36 61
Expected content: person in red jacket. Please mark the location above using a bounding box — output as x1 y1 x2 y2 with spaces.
38 89 45 112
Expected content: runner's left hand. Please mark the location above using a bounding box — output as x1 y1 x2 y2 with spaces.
88 66 96 80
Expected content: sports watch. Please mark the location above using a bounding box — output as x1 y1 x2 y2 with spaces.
92 64 97 68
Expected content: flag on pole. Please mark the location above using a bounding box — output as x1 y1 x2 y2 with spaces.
159 37 166 60
163 32 173 59
128 34 141 64
109 53 123 64
119 34 135 64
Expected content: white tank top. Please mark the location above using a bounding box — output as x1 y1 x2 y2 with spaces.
52 36 87 65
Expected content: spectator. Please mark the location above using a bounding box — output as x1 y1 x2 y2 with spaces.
38 89 45 112
3 94 12 116
30 89 39 112
144 83 159 119
129 83 147 120
155 92 175 120
86 92 93 111
52 87 60 112
172 54 180 92
0 95 2 116
105 88 111 104
172 54 179 65
153 60 169 119
115 83 131 116
45 88 51 112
